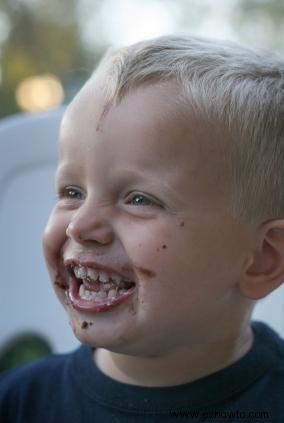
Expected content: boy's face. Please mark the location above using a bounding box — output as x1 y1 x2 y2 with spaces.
43 77 253 357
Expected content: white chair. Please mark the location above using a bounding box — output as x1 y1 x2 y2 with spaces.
0 109 79 353
0 109 283 355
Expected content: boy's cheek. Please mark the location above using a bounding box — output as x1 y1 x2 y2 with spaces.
42 210 67 275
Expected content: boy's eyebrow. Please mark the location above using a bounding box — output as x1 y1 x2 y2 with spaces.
53 164 76 186
54 167 63 184
54 161 83 179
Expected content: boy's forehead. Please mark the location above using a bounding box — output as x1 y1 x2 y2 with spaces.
67 77 185 122
57 78 231 211
59 77 228 174
62 78 199 145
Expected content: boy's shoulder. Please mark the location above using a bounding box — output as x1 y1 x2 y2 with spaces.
252 320 284 364
0 343 88 393
0 349 70 407
244 321 284 387
0 344 88 423
0 349 69 388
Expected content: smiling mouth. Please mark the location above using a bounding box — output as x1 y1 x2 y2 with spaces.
64 263 136 314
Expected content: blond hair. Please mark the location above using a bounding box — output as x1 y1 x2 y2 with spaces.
93 35 284 224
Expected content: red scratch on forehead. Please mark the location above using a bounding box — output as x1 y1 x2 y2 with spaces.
96 102 112 132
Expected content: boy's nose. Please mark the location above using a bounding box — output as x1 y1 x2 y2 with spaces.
66 202 114 245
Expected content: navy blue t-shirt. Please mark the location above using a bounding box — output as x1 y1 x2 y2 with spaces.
0 322 283 422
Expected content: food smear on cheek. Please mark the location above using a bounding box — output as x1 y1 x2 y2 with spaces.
53 272 66 290
134 265 156 278
96 102 112 132
65 296 70 307
133 246 165 280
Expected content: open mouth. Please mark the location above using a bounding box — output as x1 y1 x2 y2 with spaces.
65 263 136 313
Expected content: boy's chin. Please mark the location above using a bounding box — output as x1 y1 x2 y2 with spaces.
66 311 134 353
67 314 161 357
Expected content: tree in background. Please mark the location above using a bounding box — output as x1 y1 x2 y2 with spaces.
235 0 284 53
0 0 103 117
0 0 284 118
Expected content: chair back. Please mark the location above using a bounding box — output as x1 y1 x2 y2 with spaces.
0 109 79 352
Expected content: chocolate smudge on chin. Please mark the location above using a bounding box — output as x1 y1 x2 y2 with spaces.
81 321 88 329
128 302 137 316
134 265 156 278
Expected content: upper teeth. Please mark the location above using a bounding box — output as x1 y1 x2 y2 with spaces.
73 265 123 284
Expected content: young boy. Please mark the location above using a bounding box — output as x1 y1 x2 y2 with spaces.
1 34 284 422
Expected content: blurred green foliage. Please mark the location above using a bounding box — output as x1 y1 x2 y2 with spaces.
0 0 103 117
0 332 52 372
0 0 284 118
235 0 284 54
238 0 284 18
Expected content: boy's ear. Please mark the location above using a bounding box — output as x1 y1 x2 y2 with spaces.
239 220 284 300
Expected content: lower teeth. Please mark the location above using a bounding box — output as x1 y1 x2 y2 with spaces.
78 284 128 300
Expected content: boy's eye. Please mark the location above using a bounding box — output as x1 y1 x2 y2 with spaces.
125 193 158 207
58 186 83 200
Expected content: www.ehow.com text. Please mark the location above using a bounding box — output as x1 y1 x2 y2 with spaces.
169 410 268 419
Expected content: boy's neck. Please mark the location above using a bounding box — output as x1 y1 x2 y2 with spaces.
94 327 253 387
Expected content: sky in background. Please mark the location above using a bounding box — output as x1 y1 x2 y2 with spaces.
2 0 281 51
76 0 282 51
78 0 241 47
